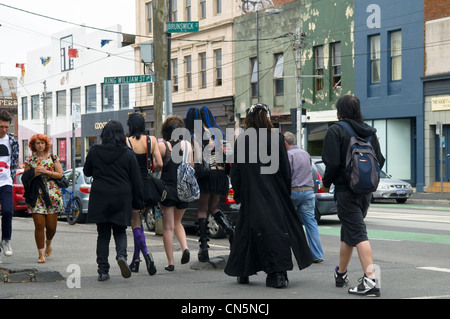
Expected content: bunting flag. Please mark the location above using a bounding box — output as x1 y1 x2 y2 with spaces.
15 63 25 77
68 48 79 58
101 39 112 47
40 57 51 67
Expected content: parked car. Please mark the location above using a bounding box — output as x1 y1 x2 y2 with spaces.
311 156 337 221
63 167 92 223
371 170 413 203
13 169 27 213
144 180 239 239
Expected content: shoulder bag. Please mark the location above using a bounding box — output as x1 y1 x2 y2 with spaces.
144 136 167 207
50 155 70 188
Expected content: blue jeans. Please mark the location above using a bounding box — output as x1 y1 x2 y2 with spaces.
0 185 13 241
291 189 324 260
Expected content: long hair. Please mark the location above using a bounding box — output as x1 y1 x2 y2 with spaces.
244 103 274 129
336 95 364 121
127 112 146 139
161 115 185 141
185 107 203 142
200 106 225 140
100 120 127 147
29 134 51 153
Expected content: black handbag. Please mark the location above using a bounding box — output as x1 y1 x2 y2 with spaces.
50 155 69 188
144 136 167 207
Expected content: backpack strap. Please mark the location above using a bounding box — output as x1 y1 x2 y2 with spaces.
146 135 154 174
337 121 372 142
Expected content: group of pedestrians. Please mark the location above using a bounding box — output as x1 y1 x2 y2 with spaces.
0 94 384 297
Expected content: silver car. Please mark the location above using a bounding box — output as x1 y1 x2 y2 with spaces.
63 167 92 223
371 170 413 203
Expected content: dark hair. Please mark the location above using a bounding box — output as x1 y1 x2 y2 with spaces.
185 107 202 139
161 115 185 141
244 103 274 129
0 110 12 123
127 112 146 139
336 95 363 121
100 120 127 147
200 106 225 140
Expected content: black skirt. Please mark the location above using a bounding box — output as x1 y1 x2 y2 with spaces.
197 169 229 196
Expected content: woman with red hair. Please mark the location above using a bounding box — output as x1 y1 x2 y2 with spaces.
23 134 64 263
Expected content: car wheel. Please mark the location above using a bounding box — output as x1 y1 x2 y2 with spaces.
144 207 156 231
207 214 226 239
396 198 407 204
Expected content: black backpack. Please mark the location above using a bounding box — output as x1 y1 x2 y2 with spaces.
338 121 381 194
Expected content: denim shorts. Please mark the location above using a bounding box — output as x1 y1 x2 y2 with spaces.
334 191 371 247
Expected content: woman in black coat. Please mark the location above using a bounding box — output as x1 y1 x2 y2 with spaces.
83 120 144 281
224 103 313 288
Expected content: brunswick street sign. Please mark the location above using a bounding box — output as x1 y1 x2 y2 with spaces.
166 21 199 33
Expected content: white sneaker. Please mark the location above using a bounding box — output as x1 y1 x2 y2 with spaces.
1 240 13 256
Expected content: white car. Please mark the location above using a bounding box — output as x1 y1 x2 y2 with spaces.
371 170 413 203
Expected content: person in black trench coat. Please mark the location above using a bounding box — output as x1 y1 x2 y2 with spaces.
83 120 144 281
224 103 313 288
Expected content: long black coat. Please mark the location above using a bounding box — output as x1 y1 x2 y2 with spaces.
83 144 144 227
224 130 312 277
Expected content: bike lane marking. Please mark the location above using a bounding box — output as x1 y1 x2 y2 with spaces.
318 226 450 245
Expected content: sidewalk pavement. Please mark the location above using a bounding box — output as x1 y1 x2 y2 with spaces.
409 190 450 205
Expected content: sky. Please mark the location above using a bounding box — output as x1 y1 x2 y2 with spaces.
0 0 136 77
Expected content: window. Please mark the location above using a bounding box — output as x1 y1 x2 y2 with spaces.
172 58 179 92
215 0 222 14
273 53 284 95
102 84 114 111
315 45 324 91
370 35 381 83
22 97 28 120
250 57 258 98
185 55 192 90
331 42 341 89
22 140 29 162
172 0 178 21
60 35 74 72
186 0 191 21
214 49 222 86
85 85 97 113
200 0 206 19
31 95 40 119
70 87 80 116
390 31 402 81
120 84 129 109
146 2 152 33
57 90 66 117
199 52 207 88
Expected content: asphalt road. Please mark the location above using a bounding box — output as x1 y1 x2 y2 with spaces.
1 202 449 313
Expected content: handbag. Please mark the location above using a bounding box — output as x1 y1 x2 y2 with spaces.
50 155 70 188
144 136 167 207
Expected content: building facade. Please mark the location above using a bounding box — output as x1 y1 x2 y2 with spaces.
17 25 136 168
354 0 424 190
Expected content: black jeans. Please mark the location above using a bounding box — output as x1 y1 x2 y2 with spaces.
96 222 127 275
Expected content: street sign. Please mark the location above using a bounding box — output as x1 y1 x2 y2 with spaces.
166 21 199 33
104 75 152 85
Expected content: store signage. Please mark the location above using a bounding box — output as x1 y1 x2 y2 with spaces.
431 95 450 111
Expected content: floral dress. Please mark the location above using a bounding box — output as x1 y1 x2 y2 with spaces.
24 154 64 215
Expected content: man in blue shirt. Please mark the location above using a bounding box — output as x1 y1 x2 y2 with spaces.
284 131 324 263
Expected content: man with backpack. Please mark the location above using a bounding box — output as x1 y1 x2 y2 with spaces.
321 95 385 297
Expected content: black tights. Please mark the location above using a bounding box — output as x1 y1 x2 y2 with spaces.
197 193 221 219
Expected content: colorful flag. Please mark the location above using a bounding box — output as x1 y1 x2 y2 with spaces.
68 48 79 58
40 57 51 66
15 63 25 77
101 39 112 47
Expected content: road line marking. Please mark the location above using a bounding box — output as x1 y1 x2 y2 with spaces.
406 295 450 299
416 267 450 273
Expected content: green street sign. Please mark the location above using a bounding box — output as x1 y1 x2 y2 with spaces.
104 75 152 85
167 21 199 33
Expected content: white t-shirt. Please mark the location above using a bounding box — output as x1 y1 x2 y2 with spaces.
0 135 12 187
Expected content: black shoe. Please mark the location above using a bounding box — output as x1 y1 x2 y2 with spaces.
181 249 190 264
348 275 380 297
144 253 157 276
165 265 175 271
237 276 249 284
266 272 288 288
334 266 349 287
117 257 131 278
129 259 140 273
98 273 110 281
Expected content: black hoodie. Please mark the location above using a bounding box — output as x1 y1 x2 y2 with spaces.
321 119 385 192
83 144 143 226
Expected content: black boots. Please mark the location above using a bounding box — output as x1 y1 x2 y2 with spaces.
213 211 234 245
197 218 210 262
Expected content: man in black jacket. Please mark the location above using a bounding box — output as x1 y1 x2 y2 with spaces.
321 95 385 297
